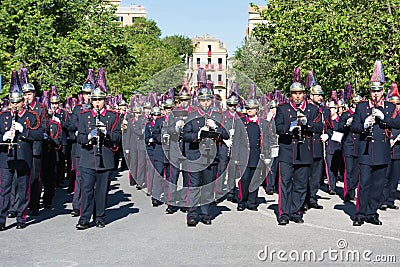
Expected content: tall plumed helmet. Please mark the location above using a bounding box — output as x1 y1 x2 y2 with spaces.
179 76 191 100
328 90 338 104
327 101 337 108
92 68 107 99
197 87 213 100
351 95 362 104
248 83 256 100
226 95 239 105
142 101 152 109
81 68 95 93
49 85 60 103
370 60 386 91
163 98 174 108
9 70 23 103
41 90 50 109
268 99 278 109
229 82 239 99
19 67 29 87
246 98 259 109
151 106 161 116
388 83 400 104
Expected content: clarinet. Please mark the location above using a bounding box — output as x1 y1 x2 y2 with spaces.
10 107 20 158
366 96 378 140
296 109 305 144
95 105 103 156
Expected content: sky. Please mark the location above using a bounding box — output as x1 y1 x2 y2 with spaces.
121 0 267 56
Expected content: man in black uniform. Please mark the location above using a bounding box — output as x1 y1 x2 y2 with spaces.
0 71 42 230
351 60 400 226
75 69 121 230
275 81 323 225
22 73 45 216
182 87 229 226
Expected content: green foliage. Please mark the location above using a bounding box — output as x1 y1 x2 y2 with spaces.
251 0 400 96
162 35 194 58
0 0 184 101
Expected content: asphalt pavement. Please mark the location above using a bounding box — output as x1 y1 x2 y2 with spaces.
1 170 399 266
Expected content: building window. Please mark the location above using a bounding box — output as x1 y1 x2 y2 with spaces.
218 75 222 82
207 58 211 64
117 16 124 22
132 17 136 23
207 74 211 81
218 58 223 64
196 58 200 65
208 45 212 52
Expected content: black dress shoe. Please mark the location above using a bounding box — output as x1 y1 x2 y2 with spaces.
71 210 80 217
366 217 382 225
180 207 188 213
309 203 323 209
290 217 304 224
95 220 105 228
387 204 399 210
278 218 289 226
379 204 388 211
30 210 39 216
247 206 258 211
136 185 143 190
187 218 197 227
300 203 308 212
353 218 364 226
328 190 336 195
0 223 6 231
165 206 176 214
201 218 212 225
16 222 26 229
237 205 245 211
265 190 274 195
76 223 89 230
7 211 17 218
152 199 162 207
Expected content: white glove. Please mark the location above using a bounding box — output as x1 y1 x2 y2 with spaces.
321 133 329 142
223 139 232 148
162 133 170 142
266 112 273 122
373 109 384 120
142 129 145 134
364 115 374 129
3 131 13 141
53 117 60 123
88 129 98 140
175 120 184 132
125 150 129 154
264 158 271 165
229 129 235 136
75 131 78 137
99 127 107 135
300 116 307 125
346 117 353 126
198 126 208 139
43 133 49 140
207 119 217 129
289 120 298 132
14 122 23 133
149 138 154 143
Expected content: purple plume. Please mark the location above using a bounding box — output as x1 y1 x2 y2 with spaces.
293 68 301 83
95 68 107 93
9 70 22 94
248 83 256 100
370 60 386 84
19 68 29 87
85 68 95 85
345 83 353 101
305 70 317 89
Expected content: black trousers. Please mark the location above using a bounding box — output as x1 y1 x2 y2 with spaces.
355 164 387 220
0 168 30 224
381 159 400 206
78 167 109 225
343 155 359 199
325 151 341 191
238 167 258 209
153 160 170 202
266 158 278 192
278 161 309 220
306 157 323 205
29 156 42 212
187 164 216 221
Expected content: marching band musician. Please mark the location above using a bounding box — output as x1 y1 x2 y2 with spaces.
337 93 361 202
265 100 279 196
182 87 229 227
21 68 45 217
380 83 400 210
67 69 94 217
75 69 121 230
275 78 323 225
351 61 400 226
0 71 42 230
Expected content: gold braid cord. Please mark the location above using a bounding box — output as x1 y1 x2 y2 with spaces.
26 110 41 130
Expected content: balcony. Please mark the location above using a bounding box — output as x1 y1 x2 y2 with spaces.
208 51 212 57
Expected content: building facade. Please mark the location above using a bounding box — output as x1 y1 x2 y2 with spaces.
111 0 147 27
246 5 268 40
188 34 228 100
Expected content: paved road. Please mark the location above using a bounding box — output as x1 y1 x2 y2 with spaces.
1 170 399 266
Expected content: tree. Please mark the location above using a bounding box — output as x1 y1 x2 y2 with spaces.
233 37 276 93
252 0 400 96
162 35 194 60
